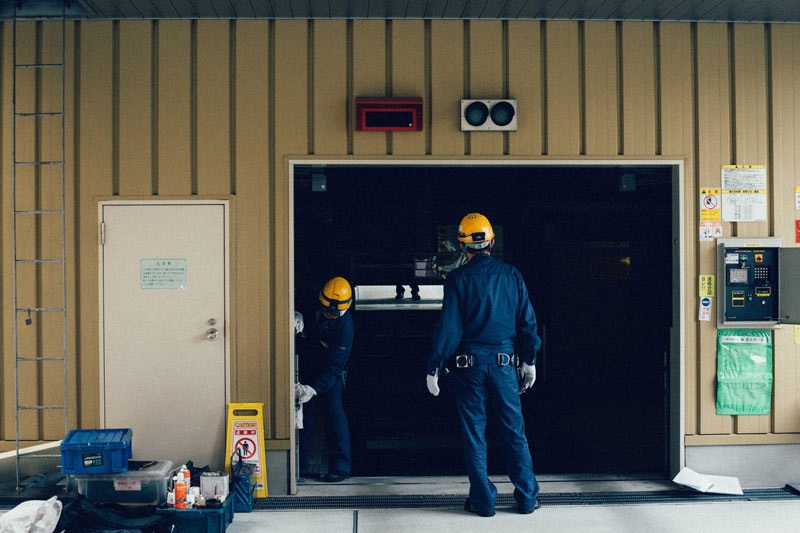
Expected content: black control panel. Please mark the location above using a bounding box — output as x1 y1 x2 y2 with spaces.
724 247 778 322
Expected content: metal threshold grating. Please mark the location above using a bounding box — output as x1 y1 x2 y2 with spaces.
254 488 800 511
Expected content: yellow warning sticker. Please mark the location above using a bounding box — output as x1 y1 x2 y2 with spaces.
700 189 722 221
795 325 800 345
699 275 715 298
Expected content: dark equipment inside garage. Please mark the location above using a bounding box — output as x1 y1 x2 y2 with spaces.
294 164 673 477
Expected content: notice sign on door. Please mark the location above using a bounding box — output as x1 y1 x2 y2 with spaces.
140 259 187 290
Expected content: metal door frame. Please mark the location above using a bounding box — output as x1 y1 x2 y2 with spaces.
287 157 685 493
97 199 232 426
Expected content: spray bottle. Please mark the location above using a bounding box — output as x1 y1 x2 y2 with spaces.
174 473 188 510
179 464 191 487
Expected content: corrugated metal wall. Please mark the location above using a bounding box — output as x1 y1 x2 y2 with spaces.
2 19 800 452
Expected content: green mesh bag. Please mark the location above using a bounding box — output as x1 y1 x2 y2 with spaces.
716 329 773 415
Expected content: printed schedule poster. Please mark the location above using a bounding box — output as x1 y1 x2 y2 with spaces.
721 165 767 222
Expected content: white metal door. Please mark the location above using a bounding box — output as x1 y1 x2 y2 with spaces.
100 202 229 470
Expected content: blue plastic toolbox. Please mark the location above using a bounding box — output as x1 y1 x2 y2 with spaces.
156 495 234 533
60 428 132 474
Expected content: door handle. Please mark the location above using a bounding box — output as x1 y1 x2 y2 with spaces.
206 328 219 341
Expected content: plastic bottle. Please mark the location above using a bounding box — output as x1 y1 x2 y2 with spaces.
174 473 188 510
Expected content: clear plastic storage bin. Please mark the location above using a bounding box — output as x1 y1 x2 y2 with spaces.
70 460 174 505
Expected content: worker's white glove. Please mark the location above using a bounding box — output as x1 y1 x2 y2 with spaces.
426 370 440 397
294 311 304 335
295 383 316 404
519 362 536 392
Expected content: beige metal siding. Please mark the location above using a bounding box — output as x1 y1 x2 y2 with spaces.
621 22 657 156
696 22 732 437
584 21 618 156
430 20 463 156
731 24 770 435
468 20 504 156
3 19 800 450
659 22 696 435
313 20 348 156
391 20 426 156
770 23 800 434
233 20 270 429
353 20 386 156
546 21 580 156
156 20 192 195
507 21 542 156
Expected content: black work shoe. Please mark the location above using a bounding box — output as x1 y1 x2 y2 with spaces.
464 498 495 517
518 500 542 514
322 472 349 483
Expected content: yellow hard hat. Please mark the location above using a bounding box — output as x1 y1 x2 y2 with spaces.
457 213 494 249
319 277 353 312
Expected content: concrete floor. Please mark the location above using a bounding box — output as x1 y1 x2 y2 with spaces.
4 475 800 532
228 501 800 532
226 475 800 532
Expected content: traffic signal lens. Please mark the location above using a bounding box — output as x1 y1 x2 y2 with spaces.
490 101 515 126
464 101 489 127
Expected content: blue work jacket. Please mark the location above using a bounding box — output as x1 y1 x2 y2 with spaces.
303 310 354 396
427 253 541 376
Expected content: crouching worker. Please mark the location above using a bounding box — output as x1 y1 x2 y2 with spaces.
295 276 354 483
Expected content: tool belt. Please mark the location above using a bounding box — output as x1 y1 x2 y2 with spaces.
451 352 518 369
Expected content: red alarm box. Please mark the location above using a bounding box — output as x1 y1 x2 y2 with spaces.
355 97 423 131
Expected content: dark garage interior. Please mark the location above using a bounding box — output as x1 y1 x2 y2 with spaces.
294 164 674 477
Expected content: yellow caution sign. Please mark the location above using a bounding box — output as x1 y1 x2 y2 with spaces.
225 403 268 497
699 275 715 298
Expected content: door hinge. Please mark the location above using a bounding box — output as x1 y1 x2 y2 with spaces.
100 221 105 245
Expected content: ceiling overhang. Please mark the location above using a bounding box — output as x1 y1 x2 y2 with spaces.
2 0 799 23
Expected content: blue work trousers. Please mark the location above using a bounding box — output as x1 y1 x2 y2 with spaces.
299 376 351 475
452 363 539 515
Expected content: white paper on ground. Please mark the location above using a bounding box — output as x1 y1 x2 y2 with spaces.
673 467 744 495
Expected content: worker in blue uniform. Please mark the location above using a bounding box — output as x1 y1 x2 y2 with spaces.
295 276 354 483
426 213 542 517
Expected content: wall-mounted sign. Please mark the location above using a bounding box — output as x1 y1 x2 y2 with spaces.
699 275 715 298
698 297 712 321
721 165 767 222
700 188 721 221
699 221 723 241
141 259 187 290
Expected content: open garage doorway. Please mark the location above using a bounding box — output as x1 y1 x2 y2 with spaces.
292 162 680 479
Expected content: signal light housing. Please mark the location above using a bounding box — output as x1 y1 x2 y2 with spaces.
460 99 517 131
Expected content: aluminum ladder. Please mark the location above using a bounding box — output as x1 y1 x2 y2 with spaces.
11 2 68 490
